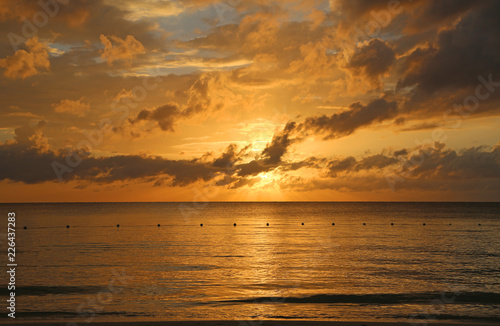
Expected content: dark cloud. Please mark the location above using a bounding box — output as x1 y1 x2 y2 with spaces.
131 104 180 132
212 144 238 168
410 144 500 179
355 154 398 171
394 149 408 157
283 157 324 172
261 122 297 164
398 1 500 94
124 72 228 135
399 122 441 132
406 0 486 30
234 122 300 178
1 124 499 198
334 0 401 22
228 176 261 189
281 142 500 196
326 154 398 177
0 143 224 186
0 125 232 186
348 39 395 81
299 98 398 140
327 156 356 177
236 160 272 177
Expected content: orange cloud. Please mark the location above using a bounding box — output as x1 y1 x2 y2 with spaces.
0 37 50 79
53 97 90 117
0 0 37 22
99 34 146 65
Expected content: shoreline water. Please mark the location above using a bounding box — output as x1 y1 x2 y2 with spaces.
3 321 500 326
2 202 498 323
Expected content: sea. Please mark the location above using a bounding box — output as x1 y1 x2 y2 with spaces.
1 202 499 324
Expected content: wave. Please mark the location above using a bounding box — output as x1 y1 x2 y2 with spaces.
0 285 104 296
0 311 151 319
212 255 249 258
217 292 500 305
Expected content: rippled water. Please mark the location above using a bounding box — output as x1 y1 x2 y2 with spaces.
1 202 499 323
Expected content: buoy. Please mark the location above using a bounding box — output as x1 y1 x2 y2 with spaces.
332 223 335 226
234 223 237 226
301 222 304 225
478 223 481 226
266 223 269 226
23 226 27 230
449 223 452 225
66 225 70 228
200 223 203 227
117 224 120 228
363 223 366 225
391 223 394 226
423 223 426 226
157 224 161 227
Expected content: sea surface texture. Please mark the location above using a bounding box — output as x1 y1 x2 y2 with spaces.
1 202 499 323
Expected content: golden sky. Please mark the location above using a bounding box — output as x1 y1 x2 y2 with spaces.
1 0 499 202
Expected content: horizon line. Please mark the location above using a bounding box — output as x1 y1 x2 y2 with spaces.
2 201 500 204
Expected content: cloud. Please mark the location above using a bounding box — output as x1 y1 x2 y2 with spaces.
0 0 91 26
355 154 398 171
53 97 90 117
0 37 49 79
348 38 395 82
326 153 398 177
299 97 398 140
228 97 400 174
327 156 356 177
235 122 299 177
0 125 234 185
129 104 180 132
236 160 273 177
11 121 49 152
106 0 185 21
124 72 237 136
398 122 441 131
0 0 499 201
410 144 500 179
1 123 499 200
397 1 500 95
260 122 297 164
100 34 146 65
212 143 243 168
281 142 500 194
404 0 486 31
0 0 37 22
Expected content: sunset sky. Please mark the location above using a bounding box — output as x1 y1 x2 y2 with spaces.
1 0 499 202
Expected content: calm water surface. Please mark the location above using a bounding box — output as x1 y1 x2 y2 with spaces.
1 202 499 323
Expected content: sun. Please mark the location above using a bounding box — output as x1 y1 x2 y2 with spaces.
260 173 270 180
257 172 278 188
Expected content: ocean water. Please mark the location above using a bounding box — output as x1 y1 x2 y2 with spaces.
1 202 499 324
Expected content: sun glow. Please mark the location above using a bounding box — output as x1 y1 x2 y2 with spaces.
257 172 280 189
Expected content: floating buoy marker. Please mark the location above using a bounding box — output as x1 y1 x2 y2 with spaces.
117 224 120 228
157 224 161 227
234 223 237 226
266 223 269 226
66 225 70 228
200 223 203 227
23 226 27 230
